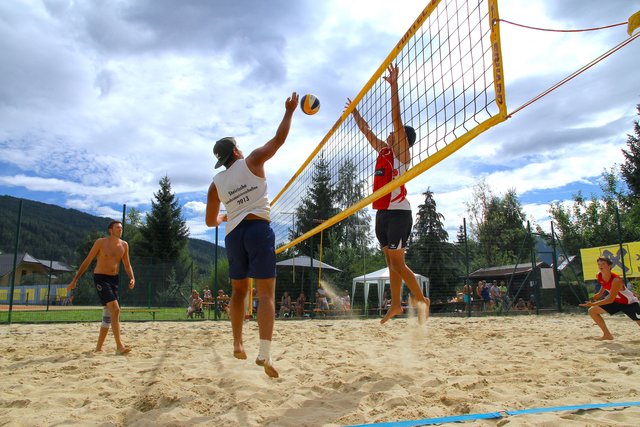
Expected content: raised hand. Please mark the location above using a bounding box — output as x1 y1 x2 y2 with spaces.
383 63 399 85
285 92 299 112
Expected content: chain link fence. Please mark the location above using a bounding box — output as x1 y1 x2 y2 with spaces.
0 197 612 324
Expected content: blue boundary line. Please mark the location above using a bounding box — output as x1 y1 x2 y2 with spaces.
348 401 640 426
506 401 640 416
348 412 502 427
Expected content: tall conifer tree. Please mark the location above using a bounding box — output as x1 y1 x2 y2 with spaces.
138 175 189 262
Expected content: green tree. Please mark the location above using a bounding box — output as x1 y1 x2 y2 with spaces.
137 175 189 262
619 105 640 239
123 207 143 253
466 181 530 267
291 157 339 256
406 189 458 298
549 168 640 256
333 160 371 250
620 105 640 199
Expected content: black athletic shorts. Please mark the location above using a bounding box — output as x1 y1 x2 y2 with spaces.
375 210 413 250
94 274 119 306
601 301 640 321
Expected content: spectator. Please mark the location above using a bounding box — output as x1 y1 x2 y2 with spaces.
332 294 344 312
216 289 230 317
187 290 203 319
295 292 306 317
490 280 500 307
462 282 472 308
342 290 351 310
382 291 391 309
515 298 527 311
527 293 536 311
203 288 213 302
316 290 329 312
476 281 484 307
279 291 292 318
499 281 510 310
251 287 259 315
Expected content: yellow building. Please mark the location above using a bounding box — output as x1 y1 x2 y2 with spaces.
0 252 73 286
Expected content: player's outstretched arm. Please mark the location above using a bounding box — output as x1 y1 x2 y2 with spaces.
385 63 411 165
345 98 385 152
581 279 622 307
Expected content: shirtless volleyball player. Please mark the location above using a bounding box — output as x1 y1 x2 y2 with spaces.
67 220 135 354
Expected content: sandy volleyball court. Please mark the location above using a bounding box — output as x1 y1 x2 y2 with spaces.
1 314 639 426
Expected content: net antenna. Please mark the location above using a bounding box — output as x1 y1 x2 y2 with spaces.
271 0 508 253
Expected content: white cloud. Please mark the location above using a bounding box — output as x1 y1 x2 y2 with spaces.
184 200 206 216
0 0 638 246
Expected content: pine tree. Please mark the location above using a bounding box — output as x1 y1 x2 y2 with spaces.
137 175 189 263
620 105 640 198
291 157 339 256
333 160 371 249
406 189 457 300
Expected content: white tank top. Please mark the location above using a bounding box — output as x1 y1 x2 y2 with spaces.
212 159 270 234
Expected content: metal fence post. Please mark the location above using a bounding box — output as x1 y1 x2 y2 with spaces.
8 199 23 324
464 218 471 317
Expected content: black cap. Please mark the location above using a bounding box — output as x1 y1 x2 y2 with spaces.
213 137 237 169
404 126 416 147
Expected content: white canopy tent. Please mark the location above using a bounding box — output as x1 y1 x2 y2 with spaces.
276 256 341 272
352 267 429 313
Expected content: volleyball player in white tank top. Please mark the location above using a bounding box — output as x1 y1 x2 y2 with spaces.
206 92 299 378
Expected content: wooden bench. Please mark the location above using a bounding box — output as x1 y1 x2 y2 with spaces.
123 309 159 321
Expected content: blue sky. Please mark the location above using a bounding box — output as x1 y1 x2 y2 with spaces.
0 0 639 245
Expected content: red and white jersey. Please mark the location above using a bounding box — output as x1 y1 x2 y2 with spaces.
597 271 639 304
372 147 411 211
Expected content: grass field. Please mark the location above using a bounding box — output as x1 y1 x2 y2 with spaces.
0 306 219 323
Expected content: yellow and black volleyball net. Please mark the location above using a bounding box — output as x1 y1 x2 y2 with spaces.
271 0 507 252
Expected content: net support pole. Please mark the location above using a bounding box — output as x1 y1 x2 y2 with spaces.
550 222 562 312
615 204 629 285
46 255 53 312
8 198 23 325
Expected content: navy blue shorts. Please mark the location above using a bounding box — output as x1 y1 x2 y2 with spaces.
94 274 119 305
375 210 412 250
225 219 276 280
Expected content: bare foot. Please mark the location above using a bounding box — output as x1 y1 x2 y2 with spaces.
94 348 104 353
256 358 279 378
595 335 614 341
233 342 247 359
381 305 404 324
116 346 131 355
417 298 431 325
